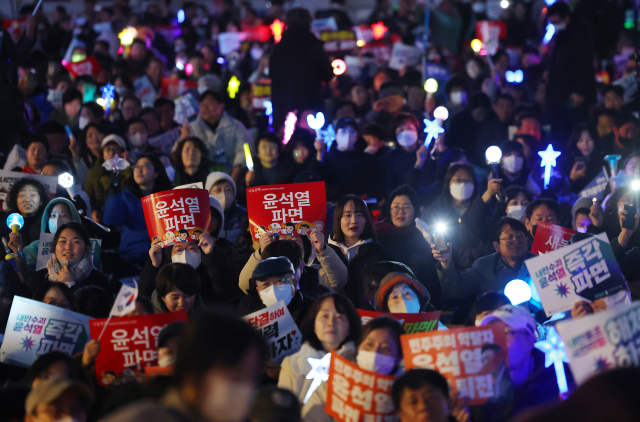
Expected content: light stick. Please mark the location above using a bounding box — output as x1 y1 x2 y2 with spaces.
283 112 297 144
433 106 449 121
244 144 254 172
270 19 284 43
423 118 444 148
604 154 622 178
100 83 115 115
485 146 502 179
64 125 74 140
534 327 569 393
303 353 331 403
32 0 43 15
58 172 78 200
424 78 438 93
7 213 24 247
307 112 325 138
538 144 561 190
227 76 240 99
263 100 273 129
320 124 336 150
331 59 347 76
506 70 524 83
504 279 532 305
371 22 388 40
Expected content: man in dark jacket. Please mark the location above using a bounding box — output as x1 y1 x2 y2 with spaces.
269 8 334 131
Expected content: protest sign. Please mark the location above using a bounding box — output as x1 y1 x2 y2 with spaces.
531 222 577 255
243 301 302 363
556 300 640 385
525 233 628 316
0 297 92 368
218 32 245 55
64 56 103 78
3 18 26 42
141 188 210 247
401 323 508 405
160 78 198 99
148 126 181 156
317 30 358 52
134 75 156 106
246 182 327 240
357 310 440 334
89 311 187 386
251 79 271 109
174 93 200 125
0 170 57 211
360 41 392 62
174 182 203 190
578 170 608 201
36 233 102 271
388 42 423 71
424 62 452 81
613 71 638 105
324 353 396 422
312 17 339 32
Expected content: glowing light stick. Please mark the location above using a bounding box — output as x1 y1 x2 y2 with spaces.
303 353 331 404
58 172 78 200
100 83 115 115
470 39 482 53
500 0 509 8
604 154 621 178
307 112 325 138
423 118 444 148
320 124 336 150
227 76 240 99
177 9 185 23
506 70 524 83
32 0 43 15
424 78 438 93
504 279 532 305
244 143 254 172
371 22 388 40
270 19 284 43
7 213 24 248
283 112 297 144
542 23 555 45
534 327 569 393
434 106 449 121
65 125 74 140
264 100 273 129
538 144 561 190
331 59 347 76
485 146 502 179
118 27 138 47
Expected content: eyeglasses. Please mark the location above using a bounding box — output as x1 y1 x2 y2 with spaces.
256 274 295 290
390 206 414 214
499 233 526 243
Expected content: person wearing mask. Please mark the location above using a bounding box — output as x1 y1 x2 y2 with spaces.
77 101 104 133
278 293 361 402
431 218 535 301
19 136 49 174
374 272 433 313
0 179 50 246
302 317 405 422
494 141 530 191
171 136 215 186
157 322 185 369
244 132 294 188
444 76 469 119
327 195 393 306
571 197 595 234
564 123 603 193
523 199 560 247
494 187 532 224
151 263 205 314
126 118 162 162
206 172 247 244
103 155 172 267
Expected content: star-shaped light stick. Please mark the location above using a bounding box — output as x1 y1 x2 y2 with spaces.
101 83 115 115
320 124 335 150
534 327 569 393
423 118 444 148
538 144 561 190
303 353 332 404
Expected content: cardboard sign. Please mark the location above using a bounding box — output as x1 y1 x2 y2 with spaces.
141 188 211 247
531 222 578 255
64 56 103 78
357 310 440 334
160 78 198 99
401 323 508 405
325 353 396 422
148 126 181 156
388 42 423 71
525 233 628 316
0 170 57 212
89 311 187 386
174 93 200 125
556 301 640 385
0 297 92 368
134 75 156 106
246 182 327 240
579 170 608 200
251 78 271 110
243 301 302 363
35 233 102 271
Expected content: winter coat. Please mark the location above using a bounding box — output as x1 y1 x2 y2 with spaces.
150 290 206 315
238 286 313 329
382 146 437 197
24 268 108 295
83 158 132 215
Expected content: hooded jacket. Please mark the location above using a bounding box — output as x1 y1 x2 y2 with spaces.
238 280 314 328
83 158 133 215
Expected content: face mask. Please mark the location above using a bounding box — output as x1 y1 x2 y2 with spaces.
553 23 567 32
450 183 474 201
506 205 526 221
389 299 421 314
466 63 480 80
397 130 418 147
158 355 176 368
202 376 256 422
215 192 234 210
576 226 587 233
128 133 147 148
356 350 396 375
49 218 62 233
171 250 202 269
450 91 467 105
78 116 90 130
250 47 263 61
259 284 294 307
502 155 523 173
336 129 357 151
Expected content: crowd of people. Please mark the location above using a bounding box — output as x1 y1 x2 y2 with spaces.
0 0 639 421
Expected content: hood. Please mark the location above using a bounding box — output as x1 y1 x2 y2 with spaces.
375 272 430 311
41 197 82 232
205 171 237 197
278 29 322 51
209 195 225 238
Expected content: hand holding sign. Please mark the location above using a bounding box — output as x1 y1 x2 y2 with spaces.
149 239 164 268
82 339 101 367
309 229 325 253
56 264 75 285
197 231 215 254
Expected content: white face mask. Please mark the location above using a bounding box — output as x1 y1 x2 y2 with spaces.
356 350 396 375
450 182 474 201
49 218 62 234
258 284 294 307
215 192 234 211
158 355 176 368
576 226 587 233
450 91 467 105
506 205 526 221
502 155 524 173
336 128 357 151
171 250 202 269
397 130 418 147
128 132 147 148
389 298 421 314
202 375 256 422
78 116 90 130
553 22 567 32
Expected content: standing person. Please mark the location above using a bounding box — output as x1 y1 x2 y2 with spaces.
269 8 334 131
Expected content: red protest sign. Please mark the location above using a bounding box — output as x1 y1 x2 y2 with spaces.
64 57 104 78
89 311 187 386
246 182 327 240
325 353 396 422
141 188 211 247
531 222 577 255
475 21 507 41
357 310 440 334
160 78 198 99
401 323 507 405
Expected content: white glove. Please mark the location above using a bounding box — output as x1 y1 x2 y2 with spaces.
102 154 130 175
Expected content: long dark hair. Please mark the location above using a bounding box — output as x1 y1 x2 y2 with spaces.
170 136 210 172
125 154 172 198
300 293 362 352
8 178 50 216
53 222 91 256
332 195 376 244
566 122 600 157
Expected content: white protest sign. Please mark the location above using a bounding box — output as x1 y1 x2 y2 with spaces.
388 42 423 70
36 233 102 271
556 300 640 385
613 72 638 106
243 301 302 363
148 126 182 156
134 75 156 107
0 297 92 368
218 32 245 56
174 182 204 190
0 170 57 212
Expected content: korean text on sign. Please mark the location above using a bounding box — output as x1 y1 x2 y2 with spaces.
401 324 507 405
324 353 396 422
357 309 440 334
243 301 302 363
530 222 577 255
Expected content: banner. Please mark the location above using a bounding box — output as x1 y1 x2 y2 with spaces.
0 297 92 368
525 233 628 316
174 93 200 125
578 170 608 200
317 30 358 52
64 56 104 78
325 353 396 422
0 170 57 211
243 301 302 363
388 42 423 71
89 311 187 386
401 323 508 405
251 78 271 110
36 233 102 271
357 310 440 333
148 126 181 156
531 222 577 255
160 78 198 99
141 188 210 247
556 301 640 385
134 75 156 106
246 182 327 240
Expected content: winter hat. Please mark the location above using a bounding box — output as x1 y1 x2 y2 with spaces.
253 257 295 281
101 134 127 150
378 82 404 99
205 171 237 197
209 195 225 238
374 272 430 312
572 197 594 220
480 304 536 334
248 386 300 422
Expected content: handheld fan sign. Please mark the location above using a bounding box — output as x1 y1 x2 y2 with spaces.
307 112 325 138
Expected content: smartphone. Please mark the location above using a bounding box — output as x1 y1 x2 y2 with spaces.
575 157 587 171
434 232 450 254
623 205 637 230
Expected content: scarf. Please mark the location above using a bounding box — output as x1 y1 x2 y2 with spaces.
46 250 94 288
328 236 372 262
